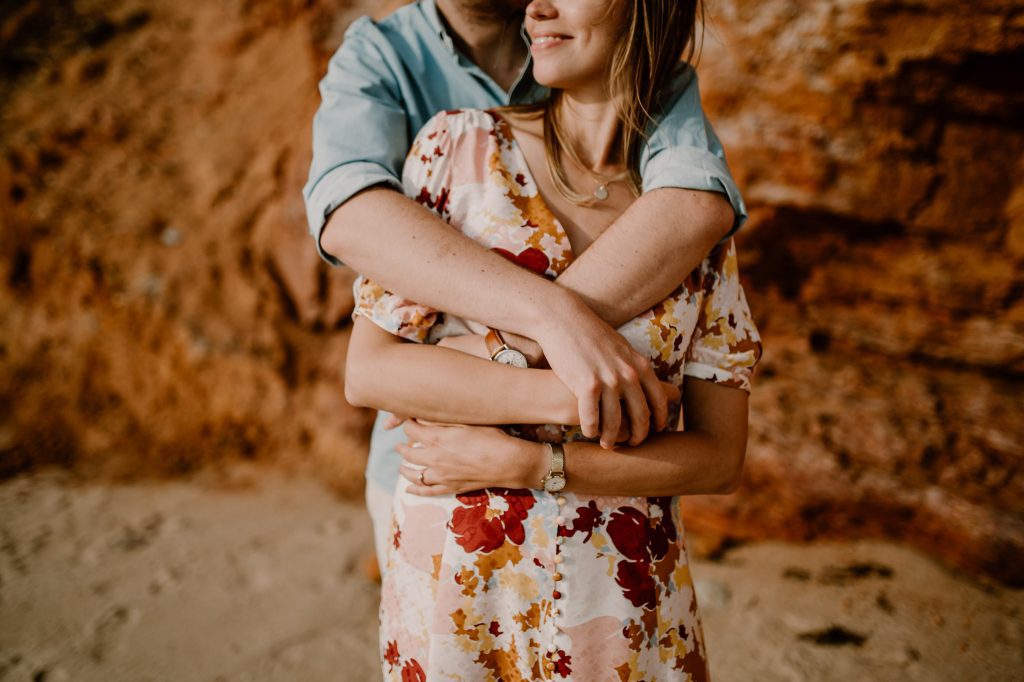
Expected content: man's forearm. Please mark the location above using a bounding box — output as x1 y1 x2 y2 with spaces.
325 186 732 336
557 187 734 327
323 187 580 340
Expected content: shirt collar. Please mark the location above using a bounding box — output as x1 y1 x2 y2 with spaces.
422 0 456 52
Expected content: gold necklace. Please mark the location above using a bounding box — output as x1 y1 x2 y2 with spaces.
589 170 628 201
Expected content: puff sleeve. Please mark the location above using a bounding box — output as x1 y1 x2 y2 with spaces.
350 111 457 342
683 240 763 391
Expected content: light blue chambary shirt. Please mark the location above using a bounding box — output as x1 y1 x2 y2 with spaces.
302 0 748 497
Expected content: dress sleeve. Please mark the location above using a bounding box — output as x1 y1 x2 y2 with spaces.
683 239 763 392
350 111 458 343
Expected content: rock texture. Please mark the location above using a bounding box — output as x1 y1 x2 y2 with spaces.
0 0 402 492
682 0 1024 585
1 0 1021 583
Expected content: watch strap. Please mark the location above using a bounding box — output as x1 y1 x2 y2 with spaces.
541 442 566 490
485 328 509 361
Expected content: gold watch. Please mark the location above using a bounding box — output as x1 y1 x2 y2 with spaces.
541 443 566 492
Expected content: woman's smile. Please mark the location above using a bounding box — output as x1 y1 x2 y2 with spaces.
530 33 572 51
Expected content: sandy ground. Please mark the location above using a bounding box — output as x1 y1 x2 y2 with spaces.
0 471 1021 682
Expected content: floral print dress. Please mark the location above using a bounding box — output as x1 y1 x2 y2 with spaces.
353 109 762 682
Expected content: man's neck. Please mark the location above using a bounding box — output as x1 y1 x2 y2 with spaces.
435 0 528 93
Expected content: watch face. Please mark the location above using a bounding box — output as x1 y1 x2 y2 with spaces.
494 348 529 369
544 475 566 492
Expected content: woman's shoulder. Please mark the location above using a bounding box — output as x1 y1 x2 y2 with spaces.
416 108 504 144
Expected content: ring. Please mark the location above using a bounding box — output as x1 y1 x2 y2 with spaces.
419 468 427 486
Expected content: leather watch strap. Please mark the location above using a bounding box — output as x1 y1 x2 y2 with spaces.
484 328 508 361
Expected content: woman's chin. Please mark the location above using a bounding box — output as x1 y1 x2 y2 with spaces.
531 70 578 91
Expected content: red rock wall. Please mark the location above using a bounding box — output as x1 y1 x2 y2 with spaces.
682 0 1024 585
1 0 1021 582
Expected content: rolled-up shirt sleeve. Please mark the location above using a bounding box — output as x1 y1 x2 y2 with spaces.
302 19 409 266
640 68 747 237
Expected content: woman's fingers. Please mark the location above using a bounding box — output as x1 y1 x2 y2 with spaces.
405 483 456 497
396 442 432 466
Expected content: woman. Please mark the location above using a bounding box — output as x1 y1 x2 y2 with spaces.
345 0 762 678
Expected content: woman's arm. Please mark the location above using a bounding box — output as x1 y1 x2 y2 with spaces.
397 378 748 497
345 316 580 426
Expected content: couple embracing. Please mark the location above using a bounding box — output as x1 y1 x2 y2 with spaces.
304 0 762 679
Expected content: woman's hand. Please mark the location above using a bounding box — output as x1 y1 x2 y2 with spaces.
397 420 547 496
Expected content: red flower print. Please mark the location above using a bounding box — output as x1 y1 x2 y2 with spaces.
614 558 657 610
449 489 536 553
414 186 450 216
562 500 604 542
606 501 679 609
606 508 649 561
491 247 550 277
553 650 572 677
384 640 400 669
392 526 402 549
401 659 426 682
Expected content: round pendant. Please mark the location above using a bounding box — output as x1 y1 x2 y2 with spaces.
593 185 609 201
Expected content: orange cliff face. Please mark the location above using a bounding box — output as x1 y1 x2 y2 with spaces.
683 0 1024 585
0 0 1021 583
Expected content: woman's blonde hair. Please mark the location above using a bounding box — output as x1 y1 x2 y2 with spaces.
517 0 705 204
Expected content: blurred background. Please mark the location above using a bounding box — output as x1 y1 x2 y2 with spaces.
1 0 1022 680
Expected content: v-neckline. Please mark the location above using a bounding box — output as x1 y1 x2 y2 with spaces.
484 109 578 266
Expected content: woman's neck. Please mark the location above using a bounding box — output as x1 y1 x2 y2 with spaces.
556 91 622 175
436 0 528 92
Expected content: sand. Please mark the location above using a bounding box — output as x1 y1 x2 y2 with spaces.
1 471 1021 681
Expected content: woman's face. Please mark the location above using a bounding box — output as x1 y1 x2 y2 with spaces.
524 0 627 91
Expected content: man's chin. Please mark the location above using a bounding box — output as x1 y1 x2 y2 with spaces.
457 0 528 19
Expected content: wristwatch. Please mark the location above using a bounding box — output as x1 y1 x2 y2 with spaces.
540 442 566 492
485 328 528 368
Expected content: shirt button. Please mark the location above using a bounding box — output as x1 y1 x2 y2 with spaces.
553 572 562 582
552 590 562 600
547 643 557 653
554 555 564 564
556 496 567 506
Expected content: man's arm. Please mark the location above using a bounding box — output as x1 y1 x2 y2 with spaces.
305 26 667 447
325 188 670 447
345 315 678 428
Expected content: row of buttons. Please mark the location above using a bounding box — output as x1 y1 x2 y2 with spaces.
543 495 569 675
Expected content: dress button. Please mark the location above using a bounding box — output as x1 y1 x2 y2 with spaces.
547 643 557 653
552 590 562 600
553 572 562 582
553 555 564 564
556 496 567 506
544 660 555 672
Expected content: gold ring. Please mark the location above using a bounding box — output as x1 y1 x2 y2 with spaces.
419 468 427 486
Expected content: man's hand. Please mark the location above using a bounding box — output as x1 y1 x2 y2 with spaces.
534 298 669 449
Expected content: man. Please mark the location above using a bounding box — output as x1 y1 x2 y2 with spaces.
304 0 745 567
